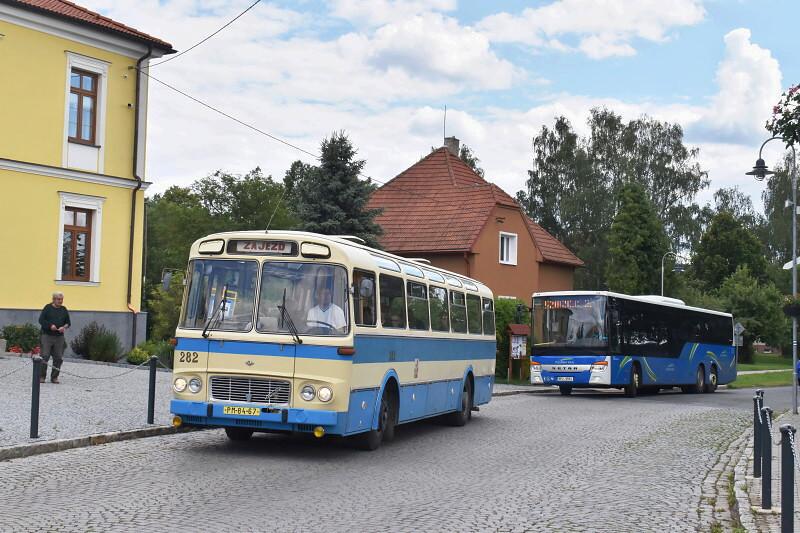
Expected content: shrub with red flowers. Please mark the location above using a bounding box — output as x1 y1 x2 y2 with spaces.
767 84 800 146
8 345 22 353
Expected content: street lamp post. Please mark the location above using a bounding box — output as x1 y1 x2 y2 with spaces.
661 251 677 296
747 136 798 414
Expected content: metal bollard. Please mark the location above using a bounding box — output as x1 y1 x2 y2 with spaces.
30 356 42 439
147 355 157 424
780 424 796 533
762 406 774 509
754 393 764 478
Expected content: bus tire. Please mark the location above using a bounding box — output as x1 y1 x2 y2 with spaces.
446 379 473 426
559 386 572 396
225 427 253 441
624 365 640 398
704 366 718 393
357 393 391 451
688 365 705 394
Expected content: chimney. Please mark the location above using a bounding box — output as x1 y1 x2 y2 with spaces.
444 136 460 157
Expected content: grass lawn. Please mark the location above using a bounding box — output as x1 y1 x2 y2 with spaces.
728 370 794 389
737 353 793 372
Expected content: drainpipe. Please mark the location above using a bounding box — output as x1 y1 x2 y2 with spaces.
463 252 471 277
127 45 152 350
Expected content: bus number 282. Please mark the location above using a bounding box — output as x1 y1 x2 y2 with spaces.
179 351 199 363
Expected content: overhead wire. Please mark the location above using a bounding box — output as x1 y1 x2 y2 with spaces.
149 0 262 68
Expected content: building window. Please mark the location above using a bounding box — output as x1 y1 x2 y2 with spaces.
499 232 518 265
61 207 93 281
68 69 98 145
56 192 104 284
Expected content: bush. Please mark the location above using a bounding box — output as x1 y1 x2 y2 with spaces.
148 271 184 341
88 330 122 362
494 298 530 378
70 322 105 358
138 339 174 369
1 323 40 353
126 346 150 365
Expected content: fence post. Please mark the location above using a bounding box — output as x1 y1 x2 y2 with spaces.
754 393 763 478
30 356 42 439
762 406 774 509
147 355 157 424
780 424 796 533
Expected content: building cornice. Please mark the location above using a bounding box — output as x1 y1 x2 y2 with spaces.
0 158 151 190
0 2 168 58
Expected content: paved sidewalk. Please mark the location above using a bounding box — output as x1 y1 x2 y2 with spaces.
738 369 794 375
0 355 173 449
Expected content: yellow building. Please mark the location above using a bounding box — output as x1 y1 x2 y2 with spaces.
0 0 174 350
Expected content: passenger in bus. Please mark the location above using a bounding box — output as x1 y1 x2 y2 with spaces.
306 287 346 332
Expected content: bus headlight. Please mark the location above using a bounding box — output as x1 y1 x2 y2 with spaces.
173 377 187 393
317 386 333 402
188 377 202 393
300 385 316 401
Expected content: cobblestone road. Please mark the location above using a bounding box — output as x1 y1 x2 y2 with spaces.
0 388 754 532
0 356 173 447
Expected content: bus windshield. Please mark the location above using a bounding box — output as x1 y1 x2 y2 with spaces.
257 262 350 336
182 259 259 331
533 295 607 350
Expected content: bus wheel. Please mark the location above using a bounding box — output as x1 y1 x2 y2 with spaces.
446 379 473 426
704 366 718 393
225 427 253 441
688 365 705 394
559 386 572 396
624 366 640 398
357 394 390 451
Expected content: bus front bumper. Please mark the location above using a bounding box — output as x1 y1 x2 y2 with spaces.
171 400 340 432
532 371 611 387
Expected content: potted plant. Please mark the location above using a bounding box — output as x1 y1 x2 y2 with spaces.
783 296 800 317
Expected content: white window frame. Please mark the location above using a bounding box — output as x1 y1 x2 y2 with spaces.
62 52 109 172
55 192 104 284
499 232 518 266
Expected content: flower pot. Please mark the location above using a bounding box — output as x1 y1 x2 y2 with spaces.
783 303 800 317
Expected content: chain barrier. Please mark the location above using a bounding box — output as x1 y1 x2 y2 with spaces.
787 429 800 512
156 358 173 371
0 357 31 380
765 413 783 446
38 358 152 380
757 401 764 425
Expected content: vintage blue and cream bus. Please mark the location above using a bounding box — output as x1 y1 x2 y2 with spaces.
529 291 735 396
170 231 496 449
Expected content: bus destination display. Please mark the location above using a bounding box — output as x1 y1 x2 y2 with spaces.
229 240 296 255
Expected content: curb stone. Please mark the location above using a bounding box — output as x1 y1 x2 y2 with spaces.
0 425 201 462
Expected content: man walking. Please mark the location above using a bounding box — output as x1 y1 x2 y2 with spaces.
38 292 71 384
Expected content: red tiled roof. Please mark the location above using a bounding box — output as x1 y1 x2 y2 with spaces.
368 147 582 268
6 0 175 51
524 216 584 267
507 324 530 336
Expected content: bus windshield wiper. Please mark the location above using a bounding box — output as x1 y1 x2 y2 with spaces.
278 288 302 344
202 284 228 338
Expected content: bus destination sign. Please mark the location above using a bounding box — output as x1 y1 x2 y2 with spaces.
229 240 296 255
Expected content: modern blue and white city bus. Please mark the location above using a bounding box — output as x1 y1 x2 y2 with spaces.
529 291 735 397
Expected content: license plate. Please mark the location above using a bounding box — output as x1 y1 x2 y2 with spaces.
223 406 260 416
557 377 574 382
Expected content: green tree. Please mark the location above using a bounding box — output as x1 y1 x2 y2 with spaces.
148 271 185 340
296 132 383 247
459 144 485 178
718 266 787 363
605 183 669 294
691 211 768 290
761 153 795 263
493 298 530 379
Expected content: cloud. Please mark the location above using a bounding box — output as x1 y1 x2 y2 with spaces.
329 0 456 27
477 0 706 58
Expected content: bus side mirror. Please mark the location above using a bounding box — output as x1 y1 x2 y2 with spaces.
359 278 374 299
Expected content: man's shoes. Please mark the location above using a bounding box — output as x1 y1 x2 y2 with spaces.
51 378 60 384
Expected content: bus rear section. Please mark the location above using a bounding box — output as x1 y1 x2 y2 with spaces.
529 292 735 396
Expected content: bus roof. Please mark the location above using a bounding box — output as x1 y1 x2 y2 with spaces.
532 290 733 318
190 230 493 297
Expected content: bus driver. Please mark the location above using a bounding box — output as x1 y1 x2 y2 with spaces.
306 286 346 332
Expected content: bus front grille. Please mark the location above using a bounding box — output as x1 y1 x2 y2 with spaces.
210 376 291 405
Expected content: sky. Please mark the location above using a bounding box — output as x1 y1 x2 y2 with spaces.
86 0 798 208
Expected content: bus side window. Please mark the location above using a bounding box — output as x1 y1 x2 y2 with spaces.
466 294 482 334
353 270 376 326
450 291 467 333
429 286 450 332
407 281 430 330
482 298 495 336
379 274 407 328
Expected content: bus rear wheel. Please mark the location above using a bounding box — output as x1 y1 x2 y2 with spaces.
704 366 718 393
559 386 572 396
624 366 640 398
225 427 254 441
446 379 473 426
